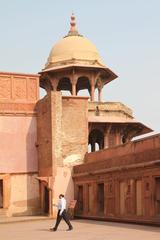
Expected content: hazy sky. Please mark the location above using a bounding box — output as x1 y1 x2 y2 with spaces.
0 0 160 135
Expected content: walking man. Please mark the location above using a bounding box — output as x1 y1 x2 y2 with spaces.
50 194 73 231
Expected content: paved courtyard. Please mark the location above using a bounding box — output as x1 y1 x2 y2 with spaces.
0 219 160 240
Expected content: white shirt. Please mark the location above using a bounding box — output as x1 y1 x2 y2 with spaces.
57 197 66 215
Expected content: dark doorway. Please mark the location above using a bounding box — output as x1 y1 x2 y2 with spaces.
0 180 3 208
44 186 49 214
155 177 160 216
97 183 104 214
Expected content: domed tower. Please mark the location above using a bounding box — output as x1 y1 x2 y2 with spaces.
37 14 152 216
40 14 117 101
39 14 152 153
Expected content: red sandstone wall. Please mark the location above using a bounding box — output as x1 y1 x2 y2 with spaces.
37 94 53 176
0 72 39 102
0 72 39 174
73 134 160 225
0 116 38 173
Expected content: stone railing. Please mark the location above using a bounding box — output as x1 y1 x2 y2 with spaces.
73 133 160 175
88 101 133 117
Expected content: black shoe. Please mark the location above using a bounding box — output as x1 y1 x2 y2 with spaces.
50 228 57 231
66 227 73 231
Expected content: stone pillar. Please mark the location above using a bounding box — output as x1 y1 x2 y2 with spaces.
84 184 89 215
71 74 77 96
115 130 121 146
92 183 97 216
89 75 95 101
104 124 112 148
96 78 103 102
98 87 102 102
49 189 52 216
90 84 95 101
72 82 76 95
104 134 109 148
50 78 59 91
91 141 95 152
99 140 103 150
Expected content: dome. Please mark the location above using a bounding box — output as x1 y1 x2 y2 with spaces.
43 14 105 71
45 35 104 69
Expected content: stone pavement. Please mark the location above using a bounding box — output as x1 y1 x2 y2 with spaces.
0 218 160 240
0 215 50 224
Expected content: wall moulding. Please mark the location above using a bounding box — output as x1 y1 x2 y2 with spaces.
0 102 37 115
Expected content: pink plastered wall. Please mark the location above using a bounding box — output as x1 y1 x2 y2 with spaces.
0 116 38 173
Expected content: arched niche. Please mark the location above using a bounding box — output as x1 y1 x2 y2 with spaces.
88 129 104 152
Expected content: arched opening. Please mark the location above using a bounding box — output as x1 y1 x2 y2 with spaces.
57 77 72 95
95 142 100 151
61 90 71 96
88 143 92 153
95 88 99 101
77 89 90 98
88 129 104 152
76 76 90 96
40 87 47 99
40 76 52 93
122 135 127 144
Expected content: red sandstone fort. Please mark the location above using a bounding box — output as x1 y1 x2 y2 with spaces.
0 14 160 225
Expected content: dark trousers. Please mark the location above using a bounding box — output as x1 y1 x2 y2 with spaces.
54 210 72 230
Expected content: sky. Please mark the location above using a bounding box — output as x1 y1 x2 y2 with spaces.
0 0 160 135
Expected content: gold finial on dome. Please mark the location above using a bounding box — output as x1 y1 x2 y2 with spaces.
66 13 81 37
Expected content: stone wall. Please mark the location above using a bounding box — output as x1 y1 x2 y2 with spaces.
0 116 38 173
9 173 40 216
37 93 88 175
37 94 53 177
0 72 39 174
0 72 39 216
73 133 160 225
62 96 88 166
84 133 160 164
36 93 88 216
37 91 63 177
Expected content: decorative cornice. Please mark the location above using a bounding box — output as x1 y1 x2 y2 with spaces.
0 72 39 77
